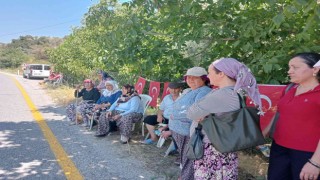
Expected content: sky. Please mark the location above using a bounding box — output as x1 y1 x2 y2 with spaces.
0 0 128 44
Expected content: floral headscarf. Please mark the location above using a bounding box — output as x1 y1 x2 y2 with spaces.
212 58 262 112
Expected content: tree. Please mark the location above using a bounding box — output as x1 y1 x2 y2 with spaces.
48 0 320 85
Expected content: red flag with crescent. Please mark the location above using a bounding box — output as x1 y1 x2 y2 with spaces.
245 84 286 131
134 77 146 94
148 81 160 107
161 82 170 100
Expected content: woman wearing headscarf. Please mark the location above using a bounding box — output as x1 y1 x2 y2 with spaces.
88 80 122 128
169 67 211 180
187 58 262 179
66 79 100 126
263 53 320 180
96 70 114 92
93 80 121 111
95 84 143 143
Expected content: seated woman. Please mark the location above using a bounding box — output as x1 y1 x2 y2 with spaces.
141 82 183 145
95 84 143 144
66 79 100 126
88 80 122 129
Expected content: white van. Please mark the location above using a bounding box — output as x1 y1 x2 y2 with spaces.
22 64 51 79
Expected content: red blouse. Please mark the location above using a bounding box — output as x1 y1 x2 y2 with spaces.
274 84 320 152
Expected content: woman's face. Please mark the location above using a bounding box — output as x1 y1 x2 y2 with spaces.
186 76 205 90
84 82 92 89
207 65 220 86
169 88 181 97
105 83 114 91
121 87 128 95
288 57 316 84
98 74 102 80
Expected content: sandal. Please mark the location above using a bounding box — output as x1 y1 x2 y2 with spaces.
140 139 156 145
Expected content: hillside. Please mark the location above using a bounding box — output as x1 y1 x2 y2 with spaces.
0 35 64 68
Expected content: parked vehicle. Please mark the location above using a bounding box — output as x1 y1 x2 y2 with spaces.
22 64 51 79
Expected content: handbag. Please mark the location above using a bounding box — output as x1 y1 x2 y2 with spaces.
186 124 204 160
269 83 295 138
201 93 265 153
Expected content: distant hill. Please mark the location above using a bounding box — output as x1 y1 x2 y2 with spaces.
0 35 64 68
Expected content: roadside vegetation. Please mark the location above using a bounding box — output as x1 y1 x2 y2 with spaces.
2 1 319 178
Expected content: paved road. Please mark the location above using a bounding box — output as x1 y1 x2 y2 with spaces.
0 72 165 180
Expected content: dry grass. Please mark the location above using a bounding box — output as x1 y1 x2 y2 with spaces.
43 84 269 180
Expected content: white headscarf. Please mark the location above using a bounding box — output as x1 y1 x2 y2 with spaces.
102 80 120 97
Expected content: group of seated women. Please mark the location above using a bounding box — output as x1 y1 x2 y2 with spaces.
65 70 144 144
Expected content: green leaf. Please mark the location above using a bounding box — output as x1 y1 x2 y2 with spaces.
272 14 285 27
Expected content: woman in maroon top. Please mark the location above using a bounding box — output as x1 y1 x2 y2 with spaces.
265 52 320 180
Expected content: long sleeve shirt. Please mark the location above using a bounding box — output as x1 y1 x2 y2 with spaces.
74 88 100 103
96 91 122 105
108 96 143 116
168 86 211 136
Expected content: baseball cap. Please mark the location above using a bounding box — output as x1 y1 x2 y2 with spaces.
168 82 184 89
184 67 208 77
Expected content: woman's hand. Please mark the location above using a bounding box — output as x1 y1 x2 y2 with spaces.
161 130 172 139
113 114 121 121
106 111 112 118
93 104 101 111
300 161 320 180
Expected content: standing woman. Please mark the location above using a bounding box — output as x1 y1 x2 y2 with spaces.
187 58 262 179
66 79 100 126
96 70 114 92
264 52 320 180
169 67 211 180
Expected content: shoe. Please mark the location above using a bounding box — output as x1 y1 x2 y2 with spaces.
120 135 130 144
69 121 76 125
140 139 156 145
94 133 107 137
81 123 89 127
121 140 128 144
258 145 270 158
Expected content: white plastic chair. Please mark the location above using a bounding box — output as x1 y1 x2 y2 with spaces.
134 94 152 135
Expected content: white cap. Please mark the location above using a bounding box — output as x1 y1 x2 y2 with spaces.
314 60 320 68
184 67 207 77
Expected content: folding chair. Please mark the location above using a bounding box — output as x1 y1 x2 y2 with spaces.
126 94 152 153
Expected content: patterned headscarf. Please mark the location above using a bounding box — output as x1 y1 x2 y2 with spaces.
212 58 262 112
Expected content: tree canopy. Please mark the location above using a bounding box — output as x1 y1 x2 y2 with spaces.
48 0 320 85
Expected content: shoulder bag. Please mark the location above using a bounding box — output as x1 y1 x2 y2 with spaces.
201 93 265 153
186 124 204 160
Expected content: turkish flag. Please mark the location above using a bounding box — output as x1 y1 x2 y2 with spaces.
148 81 161 107
246 84 286 131
161 82 170 100
134 77 146 94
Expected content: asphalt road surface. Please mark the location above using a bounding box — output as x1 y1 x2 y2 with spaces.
0 72 166 180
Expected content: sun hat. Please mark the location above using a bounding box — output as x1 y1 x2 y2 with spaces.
314 60 320 68
168 82 184 89
184 67 208 77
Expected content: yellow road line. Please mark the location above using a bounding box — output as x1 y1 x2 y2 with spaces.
13 78 83 180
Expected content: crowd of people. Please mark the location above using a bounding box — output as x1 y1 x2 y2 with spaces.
64 52 320 180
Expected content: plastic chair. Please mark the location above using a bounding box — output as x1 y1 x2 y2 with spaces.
138 94 152 136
